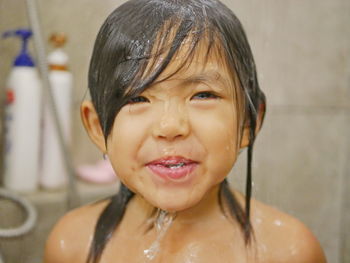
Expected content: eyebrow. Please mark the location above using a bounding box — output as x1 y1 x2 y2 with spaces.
180 70 229 87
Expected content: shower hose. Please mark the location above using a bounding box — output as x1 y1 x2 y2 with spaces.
0 188 37 263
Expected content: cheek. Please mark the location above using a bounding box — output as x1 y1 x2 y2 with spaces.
191 107 238 173
106 113 149 180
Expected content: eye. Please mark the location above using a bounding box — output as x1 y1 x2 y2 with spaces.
191 91 220 100
127 96 150 104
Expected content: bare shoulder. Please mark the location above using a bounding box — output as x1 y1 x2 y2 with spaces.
249 196 327 263
44 199 110 263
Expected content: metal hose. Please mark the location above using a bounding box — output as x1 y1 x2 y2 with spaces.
0 188 37 237
25 0 79 208
0 188 38 262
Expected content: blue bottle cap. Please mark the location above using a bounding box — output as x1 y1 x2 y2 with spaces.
3 29 35 67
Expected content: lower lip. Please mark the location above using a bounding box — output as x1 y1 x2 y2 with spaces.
147 163 198 182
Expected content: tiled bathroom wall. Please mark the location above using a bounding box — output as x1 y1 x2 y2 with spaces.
227 1 350 262
0 0 349 262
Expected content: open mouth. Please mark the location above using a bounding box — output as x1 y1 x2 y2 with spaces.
146 156 198 180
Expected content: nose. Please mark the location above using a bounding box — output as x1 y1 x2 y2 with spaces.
152 102 190 141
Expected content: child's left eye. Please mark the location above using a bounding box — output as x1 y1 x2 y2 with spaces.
191 91 219 100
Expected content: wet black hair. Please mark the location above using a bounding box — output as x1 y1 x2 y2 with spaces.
87 0 266 262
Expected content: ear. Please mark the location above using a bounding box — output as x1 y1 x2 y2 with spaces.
80 100 107 153
240 102 266 148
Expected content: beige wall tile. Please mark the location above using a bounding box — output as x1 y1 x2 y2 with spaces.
230 109 350 263
224 0 350 108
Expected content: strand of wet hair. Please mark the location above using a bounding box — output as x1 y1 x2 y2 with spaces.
245 95 258 228
242 95 259 243
86 184 134 263
245 142 254 242
219 179 253 244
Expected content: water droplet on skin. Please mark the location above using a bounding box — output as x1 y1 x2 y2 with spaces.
255 218 262 224
289 244 298 255
274 219 282 226
59 239 66 250
183 243 200 263
259 243 267 252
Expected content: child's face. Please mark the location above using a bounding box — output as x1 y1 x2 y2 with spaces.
106 47 242 212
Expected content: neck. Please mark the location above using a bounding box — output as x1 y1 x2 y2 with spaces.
127 185 223 230
175 185 222 224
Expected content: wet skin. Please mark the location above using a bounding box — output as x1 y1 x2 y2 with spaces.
44 191 327 263
105 61 240 213
44 46 327 262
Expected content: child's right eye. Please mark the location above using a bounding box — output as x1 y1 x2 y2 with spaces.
127 96 150 104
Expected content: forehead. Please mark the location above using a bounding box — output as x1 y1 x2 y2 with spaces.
149 34 235 88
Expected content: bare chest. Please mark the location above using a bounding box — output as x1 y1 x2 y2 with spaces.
99 227 254 263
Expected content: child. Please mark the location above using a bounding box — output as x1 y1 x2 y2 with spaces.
44 0 327 262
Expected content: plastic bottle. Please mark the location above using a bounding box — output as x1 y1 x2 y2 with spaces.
3 29 42 192
40 33 73 189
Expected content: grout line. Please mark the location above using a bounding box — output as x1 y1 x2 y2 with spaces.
267 105 350 115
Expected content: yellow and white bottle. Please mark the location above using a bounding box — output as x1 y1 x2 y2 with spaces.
40 33 73 189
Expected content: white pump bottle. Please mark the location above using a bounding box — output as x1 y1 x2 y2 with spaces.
3 29 42 192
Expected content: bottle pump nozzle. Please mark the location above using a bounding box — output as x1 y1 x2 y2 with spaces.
3 29 35 67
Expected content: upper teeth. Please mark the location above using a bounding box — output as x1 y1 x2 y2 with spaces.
167 163 185 168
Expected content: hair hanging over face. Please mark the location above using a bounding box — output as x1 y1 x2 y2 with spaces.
87 0 266 262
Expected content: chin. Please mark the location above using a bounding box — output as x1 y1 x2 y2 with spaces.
150 194 202 213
